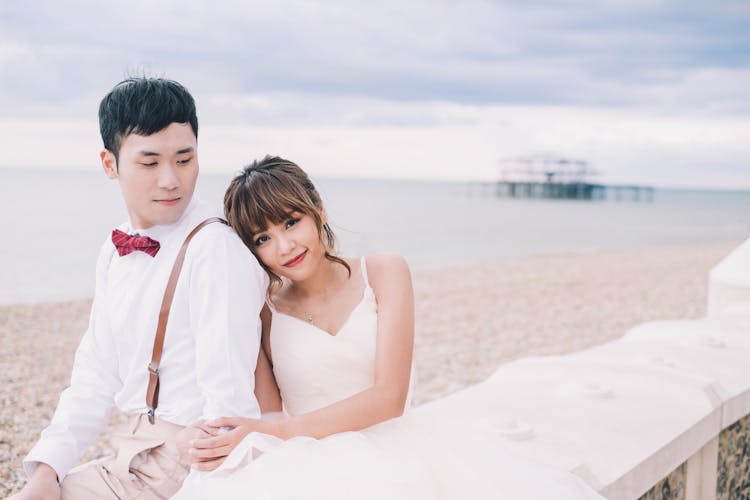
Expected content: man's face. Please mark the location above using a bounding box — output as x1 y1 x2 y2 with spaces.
101 122 198 229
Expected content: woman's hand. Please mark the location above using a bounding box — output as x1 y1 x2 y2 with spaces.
188 417 271 471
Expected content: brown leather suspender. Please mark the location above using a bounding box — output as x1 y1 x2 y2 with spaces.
146 217 226 424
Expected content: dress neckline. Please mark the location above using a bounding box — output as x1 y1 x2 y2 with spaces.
272 289 369 338
269 256 372 338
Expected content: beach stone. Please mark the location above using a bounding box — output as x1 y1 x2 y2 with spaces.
637 461 686 500
717 413 750 499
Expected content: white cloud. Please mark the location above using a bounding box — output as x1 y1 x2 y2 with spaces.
1 0 748 187
2 0 747 108
3 100 748 189
0 119 101 169
0 39 34 65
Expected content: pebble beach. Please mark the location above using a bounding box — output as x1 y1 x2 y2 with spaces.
0 241 736 496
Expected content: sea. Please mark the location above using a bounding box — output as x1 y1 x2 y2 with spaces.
1 167 749 305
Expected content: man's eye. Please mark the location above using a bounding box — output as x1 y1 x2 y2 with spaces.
177 157 193 165
286 218 300 229
141 162 158 167
254 235 269 246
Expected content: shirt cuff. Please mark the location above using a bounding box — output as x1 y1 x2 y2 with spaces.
24 441 75 483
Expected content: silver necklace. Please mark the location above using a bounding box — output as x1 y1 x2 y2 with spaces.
305 312 314 324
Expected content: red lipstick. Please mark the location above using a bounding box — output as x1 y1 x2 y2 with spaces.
283 250 308 267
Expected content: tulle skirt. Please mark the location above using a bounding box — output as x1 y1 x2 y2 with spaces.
171 408 603 500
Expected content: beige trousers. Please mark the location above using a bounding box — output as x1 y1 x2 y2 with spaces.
60 414 190 499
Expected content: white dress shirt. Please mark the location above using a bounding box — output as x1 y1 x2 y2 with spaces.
24 197 268 481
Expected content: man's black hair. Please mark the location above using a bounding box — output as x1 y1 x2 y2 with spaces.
98 77 198 160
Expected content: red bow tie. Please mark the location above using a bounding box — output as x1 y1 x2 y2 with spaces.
111 229 161 257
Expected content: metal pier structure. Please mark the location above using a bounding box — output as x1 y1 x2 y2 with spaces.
496 155 653 202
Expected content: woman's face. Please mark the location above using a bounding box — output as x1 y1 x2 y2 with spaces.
250 210 326 281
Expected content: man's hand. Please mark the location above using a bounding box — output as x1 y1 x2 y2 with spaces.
9 463 60 500
175 420 218 467
188 417 269 472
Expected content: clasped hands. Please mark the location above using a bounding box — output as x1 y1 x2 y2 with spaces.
176 417 273 471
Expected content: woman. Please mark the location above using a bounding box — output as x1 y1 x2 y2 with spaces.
172 156 603 499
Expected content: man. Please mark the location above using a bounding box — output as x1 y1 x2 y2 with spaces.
12 77 266 499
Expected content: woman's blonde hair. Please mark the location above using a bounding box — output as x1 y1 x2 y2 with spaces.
224 155 351 291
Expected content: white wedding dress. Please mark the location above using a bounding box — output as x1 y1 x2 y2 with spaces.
172 258 603 500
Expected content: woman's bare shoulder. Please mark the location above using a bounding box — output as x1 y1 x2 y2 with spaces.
362 254 411 287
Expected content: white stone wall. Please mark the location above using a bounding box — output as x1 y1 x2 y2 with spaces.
424 237 750 499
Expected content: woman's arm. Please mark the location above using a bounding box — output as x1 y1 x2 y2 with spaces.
254 305 283 413
189 254 414 466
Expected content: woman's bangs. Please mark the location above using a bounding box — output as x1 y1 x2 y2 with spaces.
246 183 309 232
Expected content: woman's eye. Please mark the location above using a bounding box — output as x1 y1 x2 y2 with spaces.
140 162 158 167
253 235 269 246
177 157 193 165
285 218 300 229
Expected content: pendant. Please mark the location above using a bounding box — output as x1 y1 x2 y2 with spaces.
306 312 314 324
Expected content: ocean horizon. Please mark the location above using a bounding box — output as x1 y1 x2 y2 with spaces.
2 166 749 305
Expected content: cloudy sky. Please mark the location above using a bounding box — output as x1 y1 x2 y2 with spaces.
1 0 749 188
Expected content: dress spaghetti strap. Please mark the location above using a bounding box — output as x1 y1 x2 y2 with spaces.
360 256 370 287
